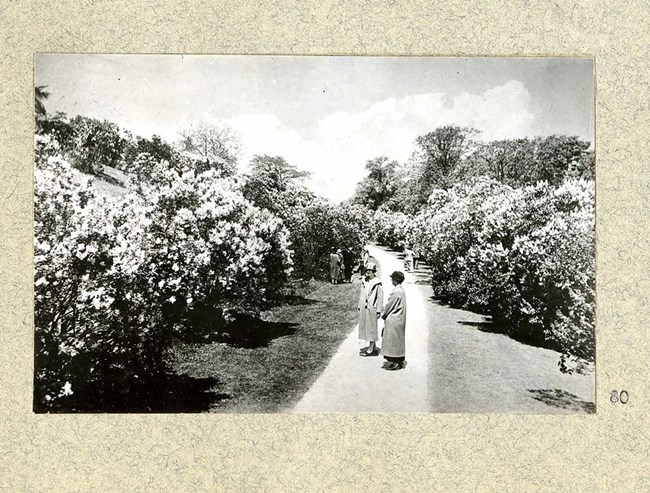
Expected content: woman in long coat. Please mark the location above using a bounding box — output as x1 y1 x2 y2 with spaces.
329 249 340 284
358 263 383 357
336 249 345 283
381 271 407 370
341 248 353 283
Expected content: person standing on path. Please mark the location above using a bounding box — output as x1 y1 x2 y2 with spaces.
381 271 407 370
403 245 414 272
336 249 345 284
341 248 353 283
358 263 383 357
329 248 340 284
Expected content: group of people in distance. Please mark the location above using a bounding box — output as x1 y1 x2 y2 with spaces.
357 260 407 371
329 248 355 284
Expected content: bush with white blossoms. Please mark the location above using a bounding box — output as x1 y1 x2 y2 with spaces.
373 210 415 249
288 201 370 278
411 178 511 305
34 135 292 409
410 176 595 373
134 164 292 312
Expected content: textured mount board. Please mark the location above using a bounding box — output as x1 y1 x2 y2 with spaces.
1 1 649 491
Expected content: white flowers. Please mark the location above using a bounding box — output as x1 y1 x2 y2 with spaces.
61 382 73 396
35 276 48 287
35 143 295 407
379 177 595 372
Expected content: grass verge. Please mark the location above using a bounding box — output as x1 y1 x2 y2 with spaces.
167 273 365 413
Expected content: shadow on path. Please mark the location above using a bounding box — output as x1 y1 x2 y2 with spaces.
282 295 320 306
527 388 596 413
457 319 558 351
458 320 495 331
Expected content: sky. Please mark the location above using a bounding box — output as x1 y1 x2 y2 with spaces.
36 55 594 202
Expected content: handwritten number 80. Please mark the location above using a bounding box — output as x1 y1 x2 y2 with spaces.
610 390 629 404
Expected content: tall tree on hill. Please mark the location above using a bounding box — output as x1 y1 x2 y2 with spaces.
68 116 126 175
535 135 591 185
352 156 399 210
455 135 592 187
123 134 178 170
242 154 313 216
381 156 422 213
414 125 478 200
248 154 311 191
178 122 242 176
459 138 537 186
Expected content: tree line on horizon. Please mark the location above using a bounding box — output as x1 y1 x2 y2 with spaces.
350 125 595 375
349 125 594 213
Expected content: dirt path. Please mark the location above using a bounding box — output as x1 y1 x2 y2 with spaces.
426 296 595 413
294 245 595 413
293 245 429 412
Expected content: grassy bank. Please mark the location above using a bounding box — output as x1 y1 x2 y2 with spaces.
167 274 365 412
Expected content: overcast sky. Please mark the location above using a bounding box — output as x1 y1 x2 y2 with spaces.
36 55 594 202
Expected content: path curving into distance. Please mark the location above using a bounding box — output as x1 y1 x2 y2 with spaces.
293 245 595 413
293 245 430 412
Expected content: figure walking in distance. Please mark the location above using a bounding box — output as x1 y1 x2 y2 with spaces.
358 263 383 357
336 249 345 284
381 271 407 370
403 245 414 272
329 248 340 284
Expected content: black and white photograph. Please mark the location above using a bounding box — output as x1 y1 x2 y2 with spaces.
34 55 595 413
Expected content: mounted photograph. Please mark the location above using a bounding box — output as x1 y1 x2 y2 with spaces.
34 55 595 413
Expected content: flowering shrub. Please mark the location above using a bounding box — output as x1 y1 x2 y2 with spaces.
410 177 595 373
337 203 374 249
412 178 511 304
467 180 595 373
34 135 292 410
241 165 371 279
373 210 414 249
67 116 126 175
289 201 370 278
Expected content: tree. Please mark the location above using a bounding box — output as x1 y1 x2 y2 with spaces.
535 135 591 185
38 111 75 151
35 85 50 118
242 155 312 215
67 116 126 175
122 134 181 177
382 156 422 213
455 135 592 187
178 122 242 175
35 85 51 132
352 156 399 210
459 138 537 186
248 155 310 191
568 149 595 181
413 125 479 200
